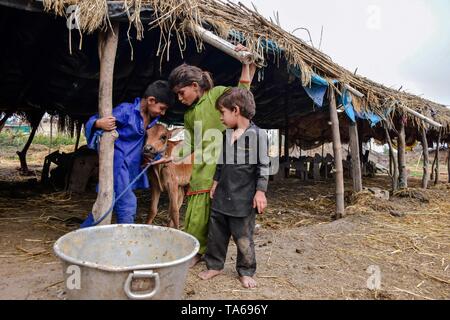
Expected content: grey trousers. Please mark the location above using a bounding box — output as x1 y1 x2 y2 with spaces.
204 209 256 277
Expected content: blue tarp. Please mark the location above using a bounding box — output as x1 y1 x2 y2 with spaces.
230 30 382 126
303 74 329 107
288 64 382 126
287 65 329 107
341 88 382 127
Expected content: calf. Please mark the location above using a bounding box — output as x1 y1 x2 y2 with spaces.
143 124 193 229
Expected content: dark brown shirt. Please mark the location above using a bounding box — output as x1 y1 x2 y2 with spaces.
212 123 270 217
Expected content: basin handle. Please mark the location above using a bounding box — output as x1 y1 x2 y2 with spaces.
124 270 160 300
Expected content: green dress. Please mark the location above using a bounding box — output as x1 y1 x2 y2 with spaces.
177 83 249 254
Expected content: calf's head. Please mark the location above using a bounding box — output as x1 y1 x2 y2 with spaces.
143 124 184 160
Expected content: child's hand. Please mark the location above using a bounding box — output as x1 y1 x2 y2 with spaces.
95 116 116 131
253 191 267 214
235 44 257 67
234 43 249 52
210 181 218 199
236 44 257 83
148 156 173 166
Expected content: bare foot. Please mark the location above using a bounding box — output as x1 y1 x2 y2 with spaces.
189 254 202 268
239 276 257 289
198 269 222 280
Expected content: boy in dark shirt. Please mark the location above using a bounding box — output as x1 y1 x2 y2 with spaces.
198 87 270 288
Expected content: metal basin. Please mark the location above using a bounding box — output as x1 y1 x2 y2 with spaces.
54 224 199 300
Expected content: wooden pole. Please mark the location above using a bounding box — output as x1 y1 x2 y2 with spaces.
48 115 53 155
91 23 119 225
434 130 441 185
284 91 290 178
357 121 366 177
415 153 422 172
397 119 408 189
349 121 363 193
384 126 398 191
189 24 265 67
400 105 442 128
389 150 393 176
420 127 429 189
17 112 44 174
329 87 345 219
447 144 450 183
278 130 282 158
0 110 14 132
430 157 435 182
74 122 82 152
357 121 364 161
341 84 442 128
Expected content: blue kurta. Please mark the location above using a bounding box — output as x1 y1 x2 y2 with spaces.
81 97 159 227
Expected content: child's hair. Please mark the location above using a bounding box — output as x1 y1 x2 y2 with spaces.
142 80 175 107
168 63 214 92
216 87 256 120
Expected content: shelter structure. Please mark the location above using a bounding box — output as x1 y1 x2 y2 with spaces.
1 0 449 221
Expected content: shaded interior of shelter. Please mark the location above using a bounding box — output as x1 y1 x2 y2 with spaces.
0 5 431 150
0 6 343 149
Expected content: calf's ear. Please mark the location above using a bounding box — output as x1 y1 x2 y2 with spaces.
169 128 184 141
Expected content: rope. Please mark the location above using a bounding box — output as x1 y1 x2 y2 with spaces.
87 116 162 226
90 153 162 226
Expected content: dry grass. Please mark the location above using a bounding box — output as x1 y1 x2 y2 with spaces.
1 171 449 299
346 190 394 215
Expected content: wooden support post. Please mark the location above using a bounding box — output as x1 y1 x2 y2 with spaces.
349 121 363 193
329 87 345 219
284 135 289 178
74 122 82 152
384 126 398 191
91 23 119 226
48 115 53 155
357 121 364 160
430 151 436 181
448 145 450 183
341 83 442 128
284 92 290 178
389 151 393 176
400 105 443 128
434 130 441 185
397 119 408 189
357 121 366 177
0 110 14 132
420 127 429 189
278 129 282 159
17 112 44 174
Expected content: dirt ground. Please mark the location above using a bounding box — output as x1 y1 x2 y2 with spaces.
0 144 449 300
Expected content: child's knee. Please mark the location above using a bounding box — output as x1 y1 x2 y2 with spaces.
116 211 136 224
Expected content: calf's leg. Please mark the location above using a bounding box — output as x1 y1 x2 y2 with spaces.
146 186 161 225
167 182 180 229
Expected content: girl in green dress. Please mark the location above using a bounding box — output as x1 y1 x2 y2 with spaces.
169 45 256 266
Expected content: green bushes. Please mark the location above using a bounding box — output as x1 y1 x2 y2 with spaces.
0 131 85 148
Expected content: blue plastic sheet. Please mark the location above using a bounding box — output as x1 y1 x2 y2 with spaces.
229 30 382 126
287 65 329 107
341 89 382 127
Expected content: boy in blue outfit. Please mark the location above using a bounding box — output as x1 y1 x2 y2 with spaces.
81 80 174 227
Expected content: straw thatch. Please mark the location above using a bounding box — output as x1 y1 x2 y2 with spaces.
40 0 450 135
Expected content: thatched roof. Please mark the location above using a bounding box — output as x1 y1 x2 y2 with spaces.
1 0 449 144
37 1 450 132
